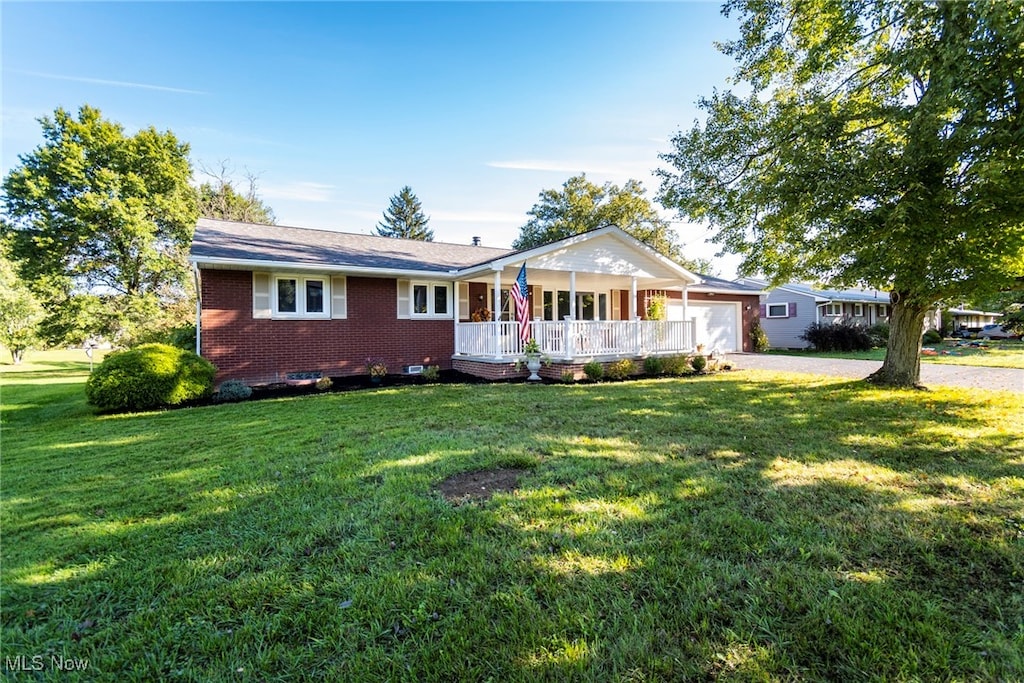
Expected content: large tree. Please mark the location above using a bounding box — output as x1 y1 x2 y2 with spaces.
658 0 1024 387
0 242 45 364
376 186 433 241
2 105 198 344
513 174 713 274
197 161 276 224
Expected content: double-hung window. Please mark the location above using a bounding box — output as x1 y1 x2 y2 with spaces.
274 276 329 318
823 303 843 316
767 303 789 318
411 282 451 318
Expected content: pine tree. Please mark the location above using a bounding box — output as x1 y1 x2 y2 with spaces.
376 186 433 241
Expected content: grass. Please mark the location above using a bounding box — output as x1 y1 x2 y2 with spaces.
2 353 1023 681
770 339 1024 369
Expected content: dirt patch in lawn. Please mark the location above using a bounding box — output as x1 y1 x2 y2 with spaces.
436 468 527 504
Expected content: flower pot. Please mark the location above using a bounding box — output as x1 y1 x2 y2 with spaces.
525 354 543 381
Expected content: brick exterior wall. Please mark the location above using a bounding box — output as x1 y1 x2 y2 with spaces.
200 270 455 383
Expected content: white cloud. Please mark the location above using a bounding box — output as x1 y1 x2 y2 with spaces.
261 181 334 203
487 158 658 181
9 69 206 95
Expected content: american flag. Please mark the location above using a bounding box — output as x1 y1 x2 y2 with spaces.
509 263 531 344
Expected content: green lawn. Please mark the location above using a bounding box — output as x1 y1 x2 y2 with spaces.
2 354 1022 681
770 339 1024 369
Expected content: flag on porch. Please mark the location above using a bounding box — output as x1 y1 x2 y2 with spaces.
509 263 531 344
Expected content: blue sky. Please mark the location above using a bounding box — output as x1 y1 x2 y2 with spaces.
2 1 742 274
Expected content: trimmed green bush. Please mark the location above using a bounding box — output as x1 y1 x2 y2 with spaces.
606 358 635 380
690 354 708 373
85 343 216 411
421 365 441 383
583 361 604 381
922 328 943 345
663 354 690 376
215 379 252 403
643 356 665 375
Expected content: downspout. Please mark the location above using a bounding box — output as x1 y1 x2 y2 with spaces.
192 263 202 356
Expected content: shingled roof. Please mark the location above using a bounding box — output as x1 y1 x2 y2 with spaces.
190 218 512 273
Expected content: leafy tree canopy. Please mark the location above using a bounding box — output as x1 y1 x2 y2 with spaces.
376 186 433 241
2 105 198 298
0 239 45 363
512 174 713 274
658 0 1024 386
196 161 276 224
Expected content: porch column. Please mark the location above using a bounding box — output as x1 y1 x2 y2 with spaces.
569 271 577 320
629 277 637 319
493 269 502 359
682 284 690 350
452 279 461 355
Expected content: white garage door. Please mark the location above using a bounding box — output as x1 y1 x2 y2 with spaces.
668 301 741 352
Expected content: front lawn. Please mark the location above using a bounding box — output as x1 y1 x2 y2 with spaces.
770 339 1024 369
2 355 1022 680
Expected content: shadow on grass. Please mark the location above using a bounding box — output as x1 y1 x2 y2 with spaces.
2 374 1021 680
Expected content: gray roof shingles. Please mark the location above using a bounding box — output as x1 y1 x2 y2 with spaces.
190 218 513 273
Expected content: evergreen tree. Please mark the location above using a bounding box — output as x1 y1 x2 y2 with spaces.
376 186 433 241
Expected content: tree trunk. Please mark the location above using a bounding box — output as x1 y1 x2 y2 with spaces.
11 347 24 364
867 298 929 388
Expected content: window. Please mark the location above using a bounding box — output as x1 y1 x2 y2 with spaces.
409 281 452 318
853 303 864 317
767 303 789 318
877 304 888 317
274 276 329 318
823 303 843 316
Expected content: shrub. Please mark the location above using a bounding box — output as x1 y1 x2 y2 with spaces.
606 358 635 380
421 365 440 383
643 356 664 375
922 328 943 345
583 361 604 381
750 318 770 353
214 379 252 403
867 323 890 348
315 376 333 391
690 354 708 373
85 343 216 411
663 354 689 376
800 321 873 352
560 369 575 384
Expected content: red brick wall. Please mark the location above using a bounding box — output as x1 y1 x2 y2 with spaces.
200 270 455 383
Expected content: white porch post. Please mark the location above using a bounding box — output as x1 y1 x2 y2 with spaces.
569 271 577 320
631 277 641 354
493 269 502 359
453 279 460 355
682 284 690 350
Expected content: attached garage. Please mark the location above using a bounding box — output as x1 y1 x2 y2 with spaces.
668 300 743 352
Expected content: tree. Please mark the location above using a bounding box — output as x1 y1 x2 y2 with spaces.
2 105 198 344
658 0 1024 387
196 160 276 224
376 186 433 240
0 244 44 363
512 174 713 274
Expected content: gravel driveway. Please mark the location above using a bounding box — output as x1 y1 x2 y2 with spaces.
728 353 1024 393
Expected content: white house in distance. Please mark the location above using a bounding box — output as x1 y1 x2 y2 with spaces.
736 278 891 349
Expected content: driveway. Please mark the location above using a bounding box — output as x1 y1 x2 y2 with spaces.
729 353 1024 393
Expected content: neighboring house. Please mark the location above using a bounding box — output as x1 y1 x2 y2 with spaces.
190 218 761 383
947 307 1002 334
735 278 891 349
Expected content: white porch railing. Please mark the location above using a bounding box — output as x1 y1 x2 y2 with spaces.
454 320 695 360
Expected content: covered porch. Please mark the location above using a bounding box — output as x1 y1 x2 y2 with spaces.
454 319 696 360
449 227 704 363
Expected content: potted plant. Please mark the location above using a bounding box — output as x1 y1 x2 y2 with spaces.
517 338 549 381
471 307 492 322
365 357 387 384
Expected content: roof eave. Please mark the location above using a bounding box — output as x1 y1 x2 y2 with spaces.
190 255 456 280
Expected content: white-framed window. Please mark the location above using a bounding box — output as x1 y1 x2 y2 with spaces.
253 272 345 320
877 304 888 318
767 303 789 318
853 303 864 317
823 303 843 316
409 281 452 318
